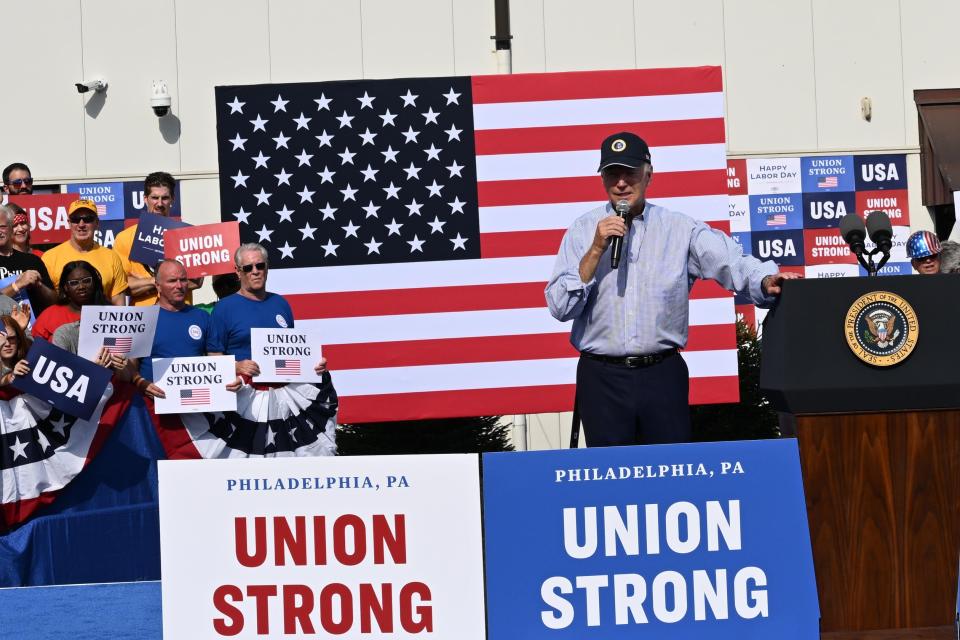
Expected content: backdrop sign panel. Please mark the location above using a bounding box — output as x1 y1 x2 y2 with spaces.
164 221 240 278
482 439 819 639
12 338 113 420
250 328 323 383
153 355 237 414
78 305 159 360
159 454 486 639
8 193 80 244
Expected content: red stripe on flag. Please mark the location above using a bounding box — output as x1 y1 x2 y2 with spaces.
471 67 722 104
288 282 549 319
327 333 576 370
689 375 740 405
685 324 737 351
477 169 727 207
480 230 565 258
474 118 726 155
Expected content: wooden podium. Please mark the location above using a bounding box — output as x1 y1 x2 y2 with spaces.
760 275 960 639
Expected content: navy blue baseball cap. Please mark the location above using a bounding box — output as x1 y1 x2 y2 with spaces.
598 132 652 172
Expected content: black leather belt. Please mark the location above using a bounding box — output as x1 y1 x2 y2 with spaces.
580 348 678 368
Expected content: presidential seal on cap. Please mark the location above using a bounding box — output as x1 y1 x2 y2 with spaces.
598 131 652 172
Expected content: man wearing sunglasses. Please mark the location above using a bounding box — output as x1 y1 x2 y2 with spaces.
41 199 129 305
208 243 325 379
2 163 33 195
906 230 943 275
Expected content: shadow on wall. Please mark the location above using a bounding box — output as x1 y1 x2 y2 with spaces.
159 113 181 144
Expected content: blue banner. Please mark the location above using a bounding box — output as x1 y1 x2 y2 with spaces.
801 192 855 229
66 182 126 221
801 155 854 192
747 193 803 231
482 440 819 639
12 338 113 420
854 154 907 191
750 229 804 266
128 212 189 266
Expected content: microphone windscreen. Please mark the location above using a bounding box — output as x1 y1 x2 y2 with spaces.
615 199 630 217
839 214 866 243
865 210 892 240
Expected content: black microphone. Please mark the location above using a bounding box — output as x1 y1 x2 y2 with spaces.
839 214 866 256
865 210 893 254
610 199 630 269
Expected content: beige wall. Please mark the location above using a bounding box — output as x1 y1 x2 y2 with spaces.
4 0 959 449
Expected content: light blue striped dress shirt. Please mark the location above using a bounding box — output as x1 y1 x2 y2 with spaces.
545 202 778 356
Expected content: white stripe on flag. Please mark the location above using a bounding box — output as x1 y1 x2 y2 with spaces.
473 92 725 130
476 144 727 182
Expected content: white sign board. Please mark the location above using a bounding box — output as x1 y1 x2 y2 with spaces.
153 355 237 414
250 328 323 383
77 305 159 359
159 454 486 639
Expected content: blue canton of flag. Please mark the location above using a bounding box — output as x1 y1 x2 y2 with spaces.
214 78 480 268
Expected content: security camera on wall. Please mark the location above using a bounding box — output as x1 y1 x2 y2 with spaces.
151 81 171 117
75 79 107 94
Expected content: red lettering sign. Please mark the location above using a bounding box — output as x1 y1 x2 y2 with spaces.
726 159 748 196
803 228 857 266
8 193 81 245
164 221 240 278
855 189 909 225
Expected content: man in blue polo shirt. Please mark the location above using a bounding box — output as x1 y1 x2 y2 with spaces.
208 243 326 378
133 259 221 398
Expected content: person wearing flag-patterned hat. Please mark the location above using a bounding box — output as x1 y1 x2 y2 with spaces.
906 230 942 275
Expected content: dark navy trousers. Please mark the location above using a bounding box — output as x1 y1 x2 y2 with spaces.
576 352 691 446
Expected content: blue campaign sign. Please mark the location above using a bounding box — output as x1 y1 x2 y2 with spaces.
482 440 820 639
854 154 907 191
748 193 803 231
801 155 854 193
128 212 189 266
123 181 181 218
12 338 113 420
802 192 856 229
860 261 912 277
66 182 125 220
750 229 804 267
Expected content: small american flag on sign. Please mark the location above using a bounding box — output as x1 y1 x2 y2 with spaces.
766 214 787 226
102 336 133 353
818 176 838 188
275 359 301 375
180 388 211 405
96 204 107 215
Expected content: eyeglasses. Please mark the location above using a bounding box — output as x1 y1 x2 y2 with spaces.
915 255 939 264
6 178 33 188
240 262 267 273
65 276 93 288
69 214 97 224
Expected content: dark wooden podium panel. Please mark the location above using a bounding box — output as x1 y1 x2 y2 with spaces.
796 410 960 633
822 625 954 639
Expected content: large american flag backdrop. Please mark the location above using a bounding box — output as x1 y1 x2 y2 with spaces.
215 66 737 423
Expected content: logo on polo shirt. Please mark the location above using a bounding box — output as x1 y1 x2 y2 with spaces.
188 324 202 340
276 315 288 328
844 291 918 367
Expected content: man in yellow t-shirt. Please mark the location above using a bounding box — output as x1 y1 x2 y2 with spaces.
113 171 200 306
42 199 129 305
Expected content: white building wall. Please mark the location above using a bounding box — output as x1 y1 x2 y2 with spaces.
2 0 959 449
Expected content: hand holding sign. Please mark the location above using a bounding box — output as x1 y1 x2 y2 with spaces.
164 221 240 278
250 328 325 383
77 305 159 360
12 338 113 420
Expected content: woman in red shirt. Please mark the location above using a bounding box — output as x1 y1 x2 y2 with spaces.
33 260 110 341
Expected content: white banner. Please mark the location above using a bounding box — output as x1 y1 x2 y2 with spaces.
77 305 159 359
159 454 486 639
153 355 237 414
250 327 323 383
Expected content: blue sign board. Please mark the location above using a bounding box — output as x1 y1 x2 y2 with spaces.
748 193 803 231
128 212 189 266
482 439 819 639
801 155 855 193
801 192 855 230
67 180 182 219
854 154 907 191
859 261 911 277
12 338 113 420
750 229 804 267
